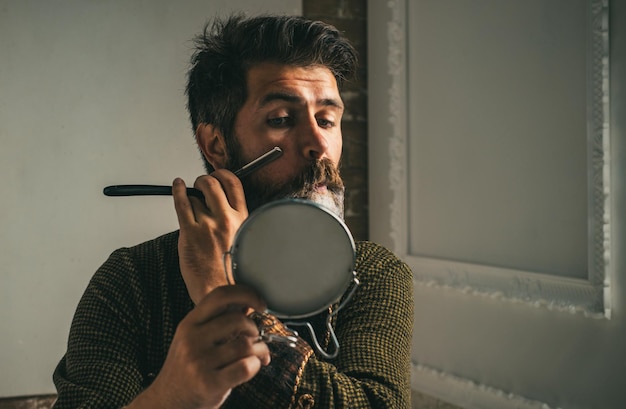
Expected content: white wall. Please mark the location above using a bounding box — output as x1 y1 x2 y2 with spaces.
0 0 301 397
369 0 626 408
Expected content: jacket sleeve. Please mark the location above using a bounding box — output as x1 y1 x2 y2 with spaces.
227 242 414 409
53 240 413 409
53 248 148 409
293 243 414 408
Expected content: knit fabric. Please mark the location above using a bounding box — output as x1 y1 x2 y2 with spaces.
53 230 413 408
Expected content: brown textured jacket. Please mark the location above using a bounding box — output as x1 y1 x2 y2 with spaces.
53 231 413 408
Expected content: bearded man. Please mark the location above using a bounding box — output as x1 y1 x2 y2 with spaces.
53 14 413 409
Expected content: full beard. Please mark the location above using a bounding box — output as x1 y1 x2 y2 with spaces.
238 158 345 220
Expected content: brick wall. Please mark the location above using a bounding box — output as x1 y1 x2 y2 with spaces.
303 0 369 241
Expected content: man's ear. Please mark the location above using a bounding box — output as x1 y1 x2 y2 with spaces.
196 123 228 170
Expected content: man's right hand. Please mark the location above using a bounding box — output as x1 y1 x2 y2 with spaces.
127 285 271 409
172 173 249 305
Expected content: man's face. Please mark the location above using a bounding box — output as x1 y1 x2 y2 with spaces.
228 63 345 217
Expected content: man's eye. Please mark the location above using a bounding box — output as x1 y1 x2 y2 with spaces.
317 118 335 128
267 117 290 127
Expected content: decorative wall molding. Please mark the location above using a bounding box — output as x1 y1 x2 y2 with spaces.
411 362 562 409
384 0 612 319
386 0 408 253
587 0 612 317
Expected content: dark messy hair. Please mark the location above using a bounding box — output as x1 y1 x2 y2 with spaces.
186 14 359 173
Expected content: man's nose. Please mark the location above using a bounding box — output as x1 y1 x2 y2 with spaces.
298 117 329 160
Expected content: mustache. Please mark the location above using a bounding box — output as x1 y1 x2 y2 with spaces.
241 158 344 212
285 158 344 196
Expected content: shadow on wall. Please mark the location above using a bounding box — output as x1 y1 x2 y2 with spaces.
412 390 463 409
0 395 56 409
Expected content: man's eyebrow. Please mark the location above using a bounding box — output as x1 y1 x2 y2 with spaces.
320 97 344 110
259 92 344 110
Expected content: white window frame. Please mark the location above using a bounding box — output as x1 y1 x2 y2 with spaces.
367 0 612 321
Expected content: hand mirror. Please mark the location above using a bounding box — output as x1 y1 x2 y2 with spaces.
227 199 359 358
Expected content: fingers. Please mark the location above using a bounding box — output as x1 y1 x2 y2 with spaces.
181 286 271 387
191 170 247 215
153 294 271 408
172 178 196 228
172 170 247 223
191 286 271 371
218 350 270 387
172 174 249 304
209 169 248 213
193 285 267 325
207 310 261 345
212 333 271 371
192 311 271 372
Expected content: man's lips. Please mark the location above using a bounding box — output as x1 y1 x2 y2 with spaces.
314 183 328 193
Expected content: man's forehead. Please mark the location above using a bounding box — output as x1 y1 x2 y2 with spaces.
258 91 344 111
245 63 341 102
